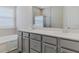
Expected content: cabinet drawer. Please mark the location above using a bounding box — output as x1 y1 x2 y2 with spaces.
30 34 41 41
30 49 38 53
61 39 79 52
17 31 22 36
43 43 56 53
43 36 57 45
23 32 29 38
30 39 41 52
61 48 76 53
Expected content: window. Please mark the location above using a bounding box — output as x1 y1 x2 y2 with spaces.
0 7 15 29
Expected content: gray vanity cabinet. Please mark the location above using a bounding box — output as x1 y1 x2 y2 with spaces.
42 43 56 53
60 39 79 53
18 31 22 36
42 36 57 53
18 31 23 52
18 31 29 53
18 31 79 53
30 33 42 53
23 32 29 53
23 37 29 53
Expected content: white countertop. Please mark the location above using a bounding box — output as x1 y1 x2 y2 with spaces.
19 28 79 41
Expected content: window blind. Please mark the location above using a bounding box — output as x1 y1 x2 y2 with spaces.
0 7 15 29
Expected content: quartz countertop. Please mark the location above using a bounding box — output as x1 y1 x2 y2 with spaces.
19 28 79 41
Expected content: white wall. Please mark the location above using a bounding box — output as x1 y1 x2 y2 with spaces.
64 6 79 29
50 6 63 28
16 6 79 29
16 6 33 30
43 6 64 28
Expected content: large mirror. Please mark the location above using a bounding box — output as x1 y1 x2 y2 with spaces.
32 6 79 29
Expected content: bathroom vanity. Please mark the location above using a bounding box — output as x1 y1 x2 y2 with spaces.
17 28 79 53
16 6 79 53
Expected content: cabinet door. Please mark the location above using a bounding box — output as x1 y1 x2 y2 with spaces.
30 39 41 52
18 36 23 52
23 37 29 53
43 43 56 53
